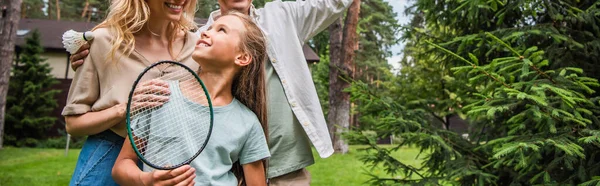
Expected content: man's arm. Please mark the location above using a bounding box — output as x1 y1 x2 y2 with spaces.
69 43 90 71
277 0 353 42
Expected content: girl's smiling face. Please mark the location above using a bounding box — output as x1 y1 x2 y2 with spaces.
192 15 248 70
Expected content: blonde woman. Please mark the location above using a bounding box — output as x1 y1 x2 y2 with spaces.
112 11 271 185
62 0 198 185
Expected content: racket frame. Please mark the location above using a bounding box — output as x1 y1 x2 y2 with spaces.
125 60 214 170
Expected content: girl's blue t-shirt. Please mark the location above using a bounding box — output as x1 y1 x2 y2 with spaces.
137 80 270 185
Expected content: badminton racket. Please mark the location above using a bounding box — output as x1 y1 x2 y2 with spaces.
126 60 213 170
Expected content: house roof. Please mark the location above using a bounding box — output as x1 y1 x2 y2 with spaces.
16 18 320 62
16 19 96 52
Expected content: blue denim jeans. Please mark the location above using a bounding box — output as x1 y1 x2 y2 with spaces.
69 130 124 186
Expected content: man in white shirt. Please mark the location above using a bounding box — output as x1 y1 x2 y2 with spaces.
68 0 353 184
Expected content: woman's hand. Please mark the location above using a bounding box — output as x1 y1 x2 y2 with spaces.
140 165 196 186
131 79 171 111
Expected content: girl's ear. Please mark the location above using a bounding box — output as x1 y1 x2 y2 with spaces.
234 52 252 67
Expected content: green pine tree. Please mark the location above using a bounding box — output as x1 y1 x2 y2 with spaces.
21 0 46 19
4 29 60 147
344 0 600 185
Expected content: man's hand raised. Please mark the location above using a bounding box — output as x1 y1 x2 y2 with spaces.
69 43 90 71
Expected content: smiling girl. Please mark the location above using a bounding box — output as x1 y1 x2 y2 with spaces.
62 0 198 185
112 11 271 186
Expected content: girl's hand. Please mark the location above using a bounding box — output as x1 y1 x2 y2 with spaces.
131 79 171 111
141 165 196 186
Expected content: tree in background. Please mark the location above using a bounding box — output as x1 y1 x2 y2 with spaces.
309 0 399 153
4 30 59 147
345 0 600 184
0 0 23 149
328 15 349 153
195 0 218 19
350 0 398 131
21 0 45 19
36 0 109 22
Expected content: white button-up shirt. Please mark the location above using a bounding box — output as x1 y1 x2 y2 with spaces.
197 0 353 158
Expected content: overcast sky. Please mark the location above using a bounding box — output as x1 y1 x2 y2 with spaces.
384 0 412 72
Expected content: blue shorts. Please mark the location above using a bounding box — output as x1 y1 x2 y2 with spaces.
69 130 124 186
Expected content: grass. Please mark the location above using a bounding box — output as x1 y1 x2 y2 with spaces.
0 147 79 186
308 145 423 186
0 145 422 186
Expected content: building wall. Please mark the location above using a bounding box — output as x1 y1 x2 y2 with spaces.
42 52 74 79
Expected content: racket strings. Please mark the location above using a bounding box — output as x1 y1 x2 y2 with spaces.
129 64 212 169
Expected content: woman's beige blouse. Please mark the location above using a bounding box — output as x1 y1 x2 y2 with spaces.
62 28 200 136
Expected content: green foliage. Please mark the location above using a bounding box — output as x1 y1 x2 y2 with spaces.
5 30 60 147
354 0 399 84
40 0 109 22
309 0 399 122
346 0 600 185
310 56 330 117
35 130 86 149
36 137 85 149
196 0 219 18
349 35 600 184
21 0 47 19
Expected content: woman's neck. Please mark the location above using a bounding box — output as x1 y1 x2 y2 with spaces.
139 18 170 40
199 70 235 106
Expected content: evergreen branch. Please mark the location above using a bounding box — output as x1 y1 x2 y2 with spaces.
586 1 600 12
562 161 600 184
485 32 521 56
549 0 584 14
369 143 428 179
370 177 443 185
435 23 556 48
425 40 512 88
526 59 557 84
350 81 491 166
486 32 560 85
428 111 448 125
425 40 475 66
540 107 565 125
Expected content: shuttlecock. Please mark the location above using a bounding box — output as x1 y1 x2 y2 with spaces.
62 30 94 54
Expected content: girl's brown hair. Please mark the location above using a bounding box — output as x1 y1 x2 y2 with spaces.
223 11 269 185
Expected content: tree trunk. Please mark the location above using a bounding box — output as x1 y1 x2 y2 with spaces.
81 0 89 18
327 0 360 154
327 17 347 154
20 3 25 18
0 0 22 149
55 0 60 20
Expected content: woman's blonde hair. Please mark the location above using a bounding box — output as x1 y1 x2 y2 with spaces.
93 0 198 62
222 11 268 186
